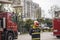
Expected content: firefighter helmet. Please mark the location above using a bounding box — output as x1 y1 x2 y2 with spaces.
34 21 39 27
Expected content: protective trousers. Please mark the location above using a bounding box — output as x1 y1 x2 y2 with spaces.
32 32 40 40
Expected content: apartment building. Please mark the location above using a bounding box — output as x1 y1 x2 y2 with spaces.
31 2 40 20
23 0 41 20
12 0 41 20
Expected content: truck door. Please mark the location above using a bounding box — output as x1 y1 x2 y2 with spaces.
0 18 3 31
56 19 60 33
0 17 6 31
0 18 3 40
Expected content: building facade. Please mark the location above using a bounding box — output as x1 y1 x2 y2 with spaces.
0 0 13 12
35 7 41 19
31 2 40 20
12 0 41 21
0 0 12 3
22 0 32 20
22 0 41 20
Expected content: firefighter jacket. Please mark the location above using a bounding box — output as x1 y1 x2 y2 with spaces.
29 26 41 40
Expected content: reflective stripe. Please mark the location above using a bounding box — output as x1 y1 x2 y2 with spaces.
32 32 40 34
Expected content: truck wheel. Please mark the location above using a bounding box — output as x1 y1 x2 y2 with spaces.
56 36 60 38
7 33 14 40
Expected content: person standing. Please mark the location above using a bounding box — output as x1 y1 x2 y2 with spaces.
29 21 41 40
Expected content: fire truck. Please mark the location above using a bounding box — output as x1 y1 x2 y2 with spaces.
0 12 18 40
0 1 18 40
53 10 60 38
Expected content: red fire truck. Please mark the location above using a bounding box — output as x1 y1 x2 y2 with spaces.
53 10 60 38
0 1 18 40
0 12 18 40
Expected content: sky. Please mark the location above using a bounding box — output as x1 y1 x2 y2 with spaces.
32 0 60 19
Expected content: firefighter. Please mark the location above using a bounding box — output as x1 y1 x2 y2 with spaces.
29 21 41 40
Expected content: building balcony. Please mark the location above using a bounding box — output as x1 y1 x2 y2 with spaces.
13 5 23 8
12 0 23 7
0 0 12 4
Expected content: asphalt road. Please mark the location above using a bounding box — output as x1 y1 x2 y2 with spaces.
16 32 60 40
17 34 31 40
41 32 60 40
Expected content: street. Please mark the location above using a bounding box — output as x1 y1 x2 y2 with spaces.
41 32 60 40
17 34 31 40
17 32 60 40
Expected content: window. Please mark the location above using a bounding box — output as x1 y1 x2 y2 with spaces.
11 13 17 22
55 11 60 18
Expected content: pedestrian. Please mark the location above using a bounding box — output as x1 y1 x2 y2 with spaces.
29 21 41 40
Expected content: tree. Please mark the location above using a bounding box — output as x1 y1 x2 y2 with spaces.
37 18 44 24
44 19 52 28
24 19 34 32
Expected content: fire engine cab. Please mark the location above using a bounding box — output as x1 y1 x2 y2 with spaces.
0 1 18 40
53 10 60 38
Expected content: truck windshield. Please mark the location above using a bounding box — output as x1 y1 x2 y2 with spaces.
0 19 3 28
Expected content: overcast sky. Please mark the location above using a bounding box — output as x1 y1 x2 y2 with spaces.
32 0 60 18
